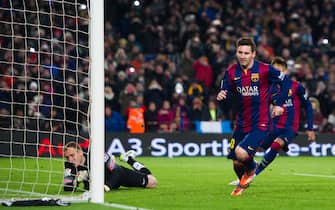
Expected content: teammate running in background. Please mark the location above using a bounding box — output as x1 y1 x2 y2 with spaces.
63 141 157 192
255 56 315 176
217 37 290 196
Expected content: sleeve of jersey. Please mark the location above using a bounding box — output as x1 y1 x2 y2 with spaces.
63 162 76 191
297 84 314 130
220 70 232 98
104 153 116 172
270 84 280 104
268 65 290 106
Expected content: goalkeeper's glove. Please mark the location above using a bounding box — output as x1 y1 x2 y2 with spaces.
77 170 89 182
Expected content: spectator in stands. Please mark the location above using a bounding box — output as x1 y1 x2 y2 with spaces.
2 0 335 134
0 109 10 128
192 56 214 89
187 80 205 105
135 94 146 111
119 83 137 117
13 109 24 129
43 108 64 132
189 96 206 129
326 108 335 133
126 101 145 133
105 106 126 132
39 82 52 118
144 101 159 132
201 100 225 121
145 79 165 109
12 81 25 114
173 96 190 132
0 80 10 112
186 36 205 60
178 49 195 81
309 97 326 132
157 100 176 132
105 86 121 113
257 35 275 63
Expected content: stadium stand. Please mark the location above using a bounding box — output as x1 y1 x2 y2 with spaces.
1 0 335 133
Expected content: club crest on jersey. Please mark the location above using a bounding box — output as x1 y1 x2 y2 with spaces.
251 73 259 82
288 89 292 96
236 86 259 96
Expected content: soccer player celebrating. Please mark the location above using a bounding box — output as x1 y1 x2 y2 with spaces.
254 57 315 176
63 142 157 192
217 37 290 196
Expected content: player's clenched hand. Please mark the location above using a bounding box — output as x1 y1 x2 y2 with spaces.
216 90 227 101
77 170 89 182
271 105 284 118
306 130 316 142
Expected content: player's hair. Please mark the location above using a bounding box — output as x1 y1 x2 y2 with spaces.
271 56 287 69
65 141 82 152
309 97 321 113
236 37 256 52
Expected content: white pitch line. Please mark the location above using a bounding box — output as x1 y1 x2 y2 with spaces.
293 173 335 179
100 202 151 210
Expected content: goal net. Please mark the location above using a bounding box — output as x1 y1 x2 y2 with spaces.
0 0 100 202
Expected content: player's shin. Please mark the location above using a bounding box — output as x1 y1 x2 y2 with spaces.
233 161 245 179
243 156 257 173
256 141 281 175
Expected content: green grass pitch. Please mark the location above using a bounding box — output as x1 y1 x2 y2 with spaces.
0 157 334 210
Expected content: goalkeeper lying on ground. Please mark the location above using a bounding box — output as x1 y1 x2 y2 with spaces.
63 141 157 191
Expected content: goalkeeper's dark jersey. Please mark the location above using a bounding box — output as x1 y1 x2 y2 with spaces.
63 154 89 191
63 153 148 191
63 153 119 191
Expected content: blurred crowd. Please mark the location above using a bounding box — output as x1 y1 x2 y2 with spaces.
0 0 90 134
103 0 335 133
1 0 335 134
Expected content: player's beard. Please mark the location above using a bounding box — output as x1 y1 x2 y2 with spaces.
238 59 250 69
240 59 253 70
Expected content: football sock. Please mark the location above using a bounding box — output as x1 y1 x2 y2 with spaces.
256 142 281 175
128 157 151 175
243 156 256 173
233 162 244 179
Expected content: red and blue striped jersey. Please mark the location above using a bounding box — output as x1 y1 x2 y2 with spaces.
221 60 289 133
271 80 314 132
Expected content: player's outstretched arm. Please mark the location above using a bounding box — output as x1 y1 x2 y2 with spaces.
297 83 315 142
268 65 290 106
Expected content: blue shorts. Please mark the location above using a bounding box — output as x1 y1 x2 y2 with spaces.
228 128 269 160
261 128 297 150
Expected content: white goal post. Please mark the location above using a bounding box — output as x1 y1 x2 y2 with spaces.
89 0 104 204
0 0 104 203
